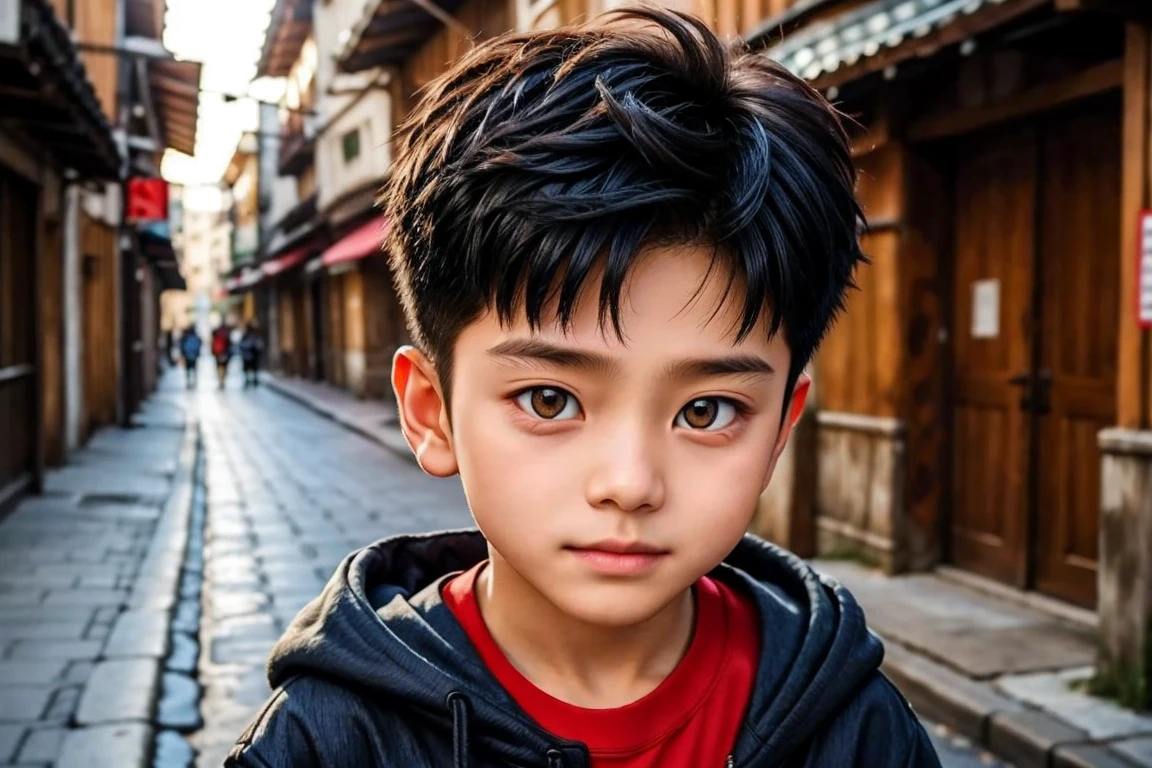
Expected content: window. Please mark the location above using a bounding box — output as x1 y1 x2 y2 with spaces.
342 128 361 164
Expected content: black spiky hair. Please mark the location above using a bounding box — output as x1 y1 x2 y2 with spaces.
381 5 865 405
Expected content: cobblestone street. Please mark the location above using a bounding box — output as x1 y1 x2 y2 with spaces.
186 370 469 766
0 365 1008 767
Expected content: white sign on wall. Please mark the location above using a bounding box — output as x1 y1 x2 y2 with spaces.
971 278 1001 339
1140 211 1152 328
0 0 21 46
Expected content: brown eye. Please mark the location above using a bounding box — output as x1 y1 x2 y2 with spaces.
675 398 737 431
515 387 579 420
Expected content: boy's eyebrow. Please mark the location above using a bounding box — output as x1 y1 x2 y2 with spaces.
486 339 774 380
487 339 619 375
662 354 775 381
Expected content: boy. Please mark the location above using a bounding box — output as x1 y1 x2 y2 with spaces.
228 8 941 767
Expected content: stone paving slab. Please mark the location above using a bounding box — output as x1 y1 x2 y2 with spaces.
817 560 1097 679
74 658 161 725
104 609 171 659
0 727 18 763
997 668 1152 742
56 723 152 768
1113 738 1152 766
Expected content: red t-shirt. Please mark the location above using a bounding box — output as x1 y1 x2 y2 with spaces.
442 563 760 767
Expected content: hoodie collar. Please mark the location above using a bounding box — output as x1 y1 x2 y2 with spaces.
267 529 882 768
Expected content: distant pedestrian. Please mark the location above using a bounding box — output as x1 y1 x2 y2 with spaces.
211 324 232 390
239 323 265 388
178 326 202 389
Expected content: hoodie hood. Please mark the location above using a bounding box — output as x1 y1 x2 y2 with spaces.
267 529 884 768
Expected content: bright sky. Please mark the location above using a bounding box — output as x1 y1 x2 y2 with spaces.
159 0 285 201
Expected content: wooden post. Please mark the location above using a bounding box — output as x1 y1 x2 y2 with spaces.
1119 23 1151 430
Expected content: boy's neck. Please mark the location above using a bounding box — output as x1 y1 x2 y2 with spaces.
474 549 696 709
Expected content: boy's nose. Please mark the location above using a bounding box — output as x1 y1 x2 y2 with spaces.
584 432 666 514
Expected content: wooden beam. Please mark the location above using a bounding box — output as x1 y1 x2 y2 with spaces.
1055 0 1152 21
405 0 474 39
1118 23 1152 429
909 59 1124 143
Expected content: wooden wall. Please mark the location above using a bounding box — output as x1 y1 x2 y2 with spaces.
324 273 346 389
40 199 65 466
527 0 845 40
75 0 120 122
396 0 512 111
816 145 903 418
808 126 945 571
278 280 298 374
1119 24 1152 431
81 213 119 439
341 267 368 395
362 255 408 399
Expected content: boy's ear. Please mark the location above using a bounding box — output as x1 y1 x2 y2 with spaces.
760 371 811 493
392 346 459 478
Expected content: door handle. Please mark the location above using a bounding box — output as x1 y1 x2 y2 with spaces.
1034 369 1053 414
1005 370 1052 413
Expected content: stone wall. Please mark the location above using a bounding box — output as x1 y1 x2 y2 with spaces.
814 411 907 572
1098 427 1152 709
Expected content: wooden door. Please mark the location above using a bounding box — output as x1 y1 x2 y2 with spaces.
1033 109 1120 607
0 168 40 505
949 128 1037 587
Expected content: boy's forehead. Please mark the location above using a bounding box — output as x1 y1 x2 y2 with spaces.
466 243 784 356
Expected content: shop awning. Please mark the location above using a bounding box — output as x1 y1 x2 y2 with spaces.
257 0 314 78
321 217 389 268
138 230 187 291
224 265 264 294
148 58 202 157
261 245 310 277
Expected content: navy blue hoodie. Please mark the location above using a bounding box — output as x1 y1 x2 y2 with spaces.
226 530 941 767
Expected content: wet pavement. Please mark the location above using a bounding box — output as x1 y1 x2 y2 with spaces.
185 368 469 766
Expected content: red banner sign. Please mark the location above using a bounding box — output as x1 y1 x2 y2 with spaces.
1141 211 1152 328
127 177 169 222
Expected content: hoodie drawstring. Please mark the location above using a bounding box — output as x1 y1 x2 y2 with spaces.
447 692 471 768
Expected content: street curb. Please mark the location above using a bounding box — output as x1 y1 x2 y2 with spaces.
262 375 417 465
130 409 200 612
882 642 1145 768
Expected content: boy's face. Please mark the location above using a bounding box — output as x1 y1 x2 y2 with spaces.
394 244 808 627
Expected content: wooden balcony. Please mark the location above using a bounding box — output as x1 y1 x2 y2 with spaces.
278 111 316 177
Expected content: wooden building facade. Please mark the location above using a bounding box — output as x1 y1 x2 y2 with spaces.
0 0 197 517
751 0 1152 703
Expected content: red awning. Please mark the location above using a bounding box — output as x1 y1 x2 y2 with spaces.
321 217 388 268
262 245 309 277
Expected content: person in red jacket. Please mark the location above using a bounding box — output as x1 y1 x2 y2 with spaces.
227 8 940 768
210 323 232 390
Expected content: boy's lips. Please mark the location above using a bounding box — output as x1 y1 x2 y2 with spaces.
567 540 669 555
563 541 669 575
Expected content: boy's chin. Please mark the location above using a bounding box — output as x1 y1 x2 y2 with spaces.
546 581 690 629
